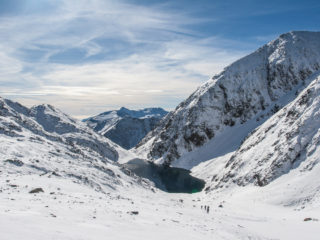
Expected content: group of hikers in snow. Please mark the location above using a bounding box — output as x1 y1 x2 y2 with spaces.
201 205 210 213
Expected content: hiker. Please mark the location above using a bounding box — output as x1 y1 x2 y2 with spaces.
206 206 210 214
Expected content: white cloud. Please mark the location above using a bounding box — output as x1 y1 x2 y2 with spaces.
0 0 250 117
0 51 23 79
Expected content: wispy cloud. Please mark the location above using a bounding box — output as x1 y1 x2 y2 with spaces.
0 0 250 117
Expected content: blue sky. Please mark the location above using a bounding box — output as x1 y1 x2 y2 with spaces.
0 0 319 118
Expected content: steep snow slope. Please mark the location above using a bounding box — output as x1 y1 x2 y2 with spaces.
137 31 320 167
206 71 320 191
0 97 144 193
84 107 168 149
189 71 320 215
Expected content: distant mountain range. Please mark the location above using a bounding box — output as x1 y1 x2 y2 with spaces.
83 107 168 149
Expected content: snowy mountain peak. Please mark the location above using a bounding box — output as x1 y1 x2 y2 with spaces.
31 103 73 118
84 107 168 149
117 107 168 119
0 97 126 161
137 31 320 167
195 70 320 199
29 104 82 135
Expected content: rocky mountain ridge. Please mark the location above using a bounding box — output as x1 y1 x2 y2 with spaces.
206 71 320 190
137 31 320 168
0 98 150 192
84 107 168 149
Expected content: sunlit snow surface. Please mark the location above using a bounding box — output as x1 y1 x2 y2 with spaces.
1 173 320 240
2 31 320 239
1 80 320 239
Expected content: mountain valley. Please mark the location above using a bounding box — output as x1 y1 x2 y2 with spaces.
1 31 320 240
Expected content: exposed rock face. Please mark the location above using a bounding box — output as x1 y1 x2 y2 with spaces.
84 107 168 149
137 31 320 166
211 72 320 188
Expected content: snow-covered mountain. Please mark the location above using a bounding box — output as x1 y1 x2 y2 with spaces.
2 31 320 240
2 93 320 240
0 97 150 192
137 31 320 168
207 71 320 190
188 71 320 217
84 107 168 149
